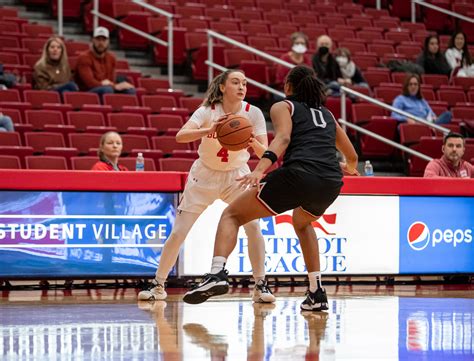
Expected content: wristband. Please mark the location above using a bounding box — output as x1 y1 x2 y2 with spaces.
262 150 278 164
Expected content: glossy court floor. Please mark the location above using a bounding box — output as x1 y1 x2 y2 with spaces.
0 284 473 361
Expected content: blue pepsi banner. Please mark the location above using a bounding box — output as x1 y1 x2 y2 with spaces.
0 191 176 278
400 197 474 274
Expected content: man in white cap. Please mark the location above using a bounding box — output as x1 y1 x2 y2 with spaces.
75 26 135 96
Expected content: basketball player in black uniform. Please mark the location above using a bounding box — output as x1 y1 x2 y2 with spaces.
184 65 359 311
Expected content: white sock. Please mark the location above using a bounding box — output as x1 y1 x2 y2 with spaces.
210 256 227 274
308 271 322 293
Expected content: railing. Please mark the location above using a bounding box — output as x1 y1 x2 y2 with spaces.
206 29 292 97
205 31 446 163
338 119 433 162
91 0 175 87
411 0 474 24
57 0 63 36
340 86 450 134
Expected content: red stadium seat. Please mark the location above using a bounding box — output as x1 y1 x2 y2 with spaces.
63 92 100 110
142 95 177 113
107 113 146 133
25 132 65 153
159 157 195 172
69 133 102 155
152 135 191 155
408 136 443 176
25 110 64 130
119 157 156 171
399 123 433 147
23 90 61 109
0 155 21 169
70 156 98 170
25 155 68 170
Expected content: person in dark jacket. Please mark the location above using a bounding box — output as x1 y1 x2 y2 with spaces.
312 35 342 95
334 47 369 89
416 35 451 76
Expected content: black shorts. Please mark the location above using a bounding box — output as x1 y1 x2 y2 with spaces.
257 167 342 217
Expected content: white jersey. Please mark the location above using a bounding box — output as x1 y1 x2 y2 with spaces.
188 101 267 171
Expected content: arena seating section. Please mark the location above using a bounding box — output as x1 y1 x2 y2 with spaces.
0 0 473 175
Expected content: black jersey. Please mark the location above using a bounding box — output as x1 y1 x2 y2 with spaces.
282 99 342 181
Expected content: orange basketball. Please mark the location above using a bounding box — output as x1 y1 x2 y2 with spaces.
216 114 253 151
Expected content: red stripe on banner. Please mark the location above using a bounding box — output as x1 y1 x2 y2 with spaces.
275 214 292 225
322 213 337 224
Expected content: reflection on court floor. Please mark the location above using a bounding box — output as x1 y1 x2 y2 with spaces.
0 288 473 360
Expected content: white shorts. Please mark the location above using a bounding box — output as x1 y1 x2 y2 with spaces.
178 159 251 214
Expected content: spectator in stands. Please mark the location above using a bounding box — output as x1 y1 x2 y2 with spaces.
334 47 369 89
91 131 128 171
445 31 473 77
424 133 473 178
275 32 312 90
416 35 451 76
311 35 342 95
391 74 452 125
0 63 16 89
33 36 79 93
75 27 135 96
0 112 14 132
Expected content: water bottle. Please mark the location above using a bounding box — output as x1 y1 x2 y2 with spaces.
135 152 145 172
364 160 374 176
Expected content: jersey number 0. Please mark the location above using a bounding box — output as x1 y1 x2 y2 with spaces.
310 108 327 129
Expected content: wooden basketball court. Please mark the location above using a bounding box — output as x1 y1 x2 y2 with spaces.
1 284 473 360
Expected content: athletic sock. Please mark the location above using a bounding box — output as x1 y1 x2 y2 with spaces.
210 256 227 274
308 271 322 293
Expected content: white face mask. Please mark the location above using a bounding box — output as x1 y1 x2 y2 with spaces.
292 44 307 54
336 56 349 67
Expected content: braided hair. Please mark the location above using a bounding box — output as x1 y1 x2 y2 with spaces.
202 69 245 107
285 65 326 108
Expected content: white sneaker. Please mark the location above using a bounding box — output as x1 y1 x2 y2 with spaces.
138 280 167 301
252 280 276 303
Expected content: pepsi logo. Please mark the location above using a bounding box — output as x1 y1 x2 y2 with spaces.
407 222 430 251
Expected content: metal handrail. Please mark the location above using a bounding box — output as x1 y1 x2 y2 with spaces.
411 0 474 24
340 86 451 134
206 31 442 163
58 0 63 36
338 119 433 162
91 0 174 87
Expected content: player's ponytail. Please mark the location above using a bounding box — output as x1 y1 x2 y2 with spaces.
285 65 326 108
203 69 245 107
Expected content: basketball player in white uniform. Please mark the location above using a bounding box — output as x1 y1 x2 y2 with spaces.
138 70 275 303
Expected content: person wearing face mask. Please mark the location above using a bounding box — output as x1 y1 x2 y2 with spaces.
275 32 312 90
91 131 128 171
33 36 79 93
311 35 342 95
76 27 135 96
416 35 451 76
334 47 368 89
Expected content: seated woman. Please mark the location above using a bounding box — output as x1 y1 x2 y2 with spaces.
391 74 451 125
445 31 474 77
33 36 79 93
312 35 342 95
334 47 369 89
416 35 451 76
274 32 312 90
91 131 128 171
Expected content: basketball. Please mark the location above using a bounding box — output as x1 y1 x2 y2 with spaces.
216 114 253 151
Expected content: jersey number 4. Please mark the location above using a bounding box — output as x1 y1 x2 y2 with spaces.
310 108 327 128
217 147 229 162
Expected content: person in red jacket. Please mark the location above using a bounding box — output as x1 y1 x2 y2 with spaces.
91 131 128 171
424 133 473 178
75 27 135 97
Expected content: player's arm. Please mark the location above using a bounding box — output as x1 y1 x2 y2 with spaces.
176 113 229 143
335 121 358 175
253 101 292 173
248 134 268 159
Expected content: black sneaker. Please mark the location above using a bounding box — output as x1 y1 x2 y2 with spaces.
300 288 328 311
183 269 229 304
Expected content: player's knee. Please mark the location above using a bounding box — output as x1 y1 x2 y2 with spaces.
292 215 312 232
221 207 246 226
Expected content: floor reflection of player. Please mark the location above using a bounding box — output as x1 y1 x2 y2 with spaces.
248 303 276 361
302 312 330 361
183 323 228 361
137 301 181 361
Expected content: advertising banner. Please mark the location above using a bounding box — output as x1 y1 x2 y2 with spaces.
399 197 474 274
180 195 400 276
0 191 176 278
